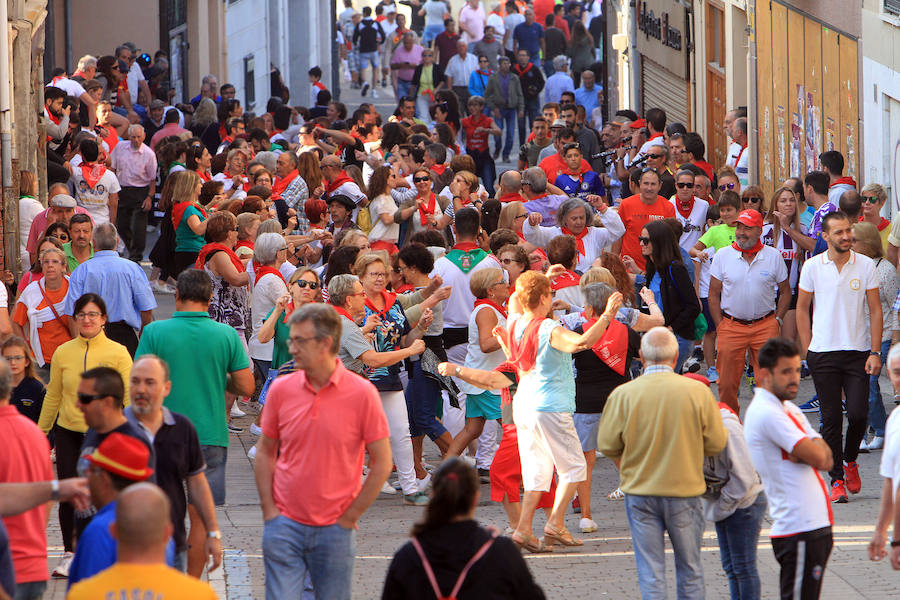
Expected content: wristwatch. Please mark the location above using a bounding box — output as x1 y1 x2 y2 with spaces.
207 530 222 540
775 316 783 327
871 350 882 357
50 479 59 501
455 365 462 376
890 538 900 547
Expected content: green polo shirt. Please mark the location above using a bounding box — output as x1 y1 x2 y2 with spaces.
135 311 250 447
62 241 94 273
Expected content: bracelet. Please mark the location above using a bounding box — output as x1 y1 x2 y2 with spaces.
455 365 462 376
50 479 59 501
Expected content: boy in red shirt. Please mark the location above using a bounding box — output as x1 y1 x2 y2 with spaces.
461 96 501 196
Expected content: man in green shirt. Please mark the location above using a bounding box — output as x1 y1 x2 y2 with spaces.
64 214 94 273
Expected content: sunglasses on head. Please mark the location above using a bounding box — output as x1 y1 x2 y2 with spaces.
676 182 694 189
718 183 736 191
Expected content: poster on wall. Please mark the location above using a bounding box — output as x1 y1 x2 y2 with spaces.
805 93 821 172
762 106 772 182
825 117 836 152
777 106 787 179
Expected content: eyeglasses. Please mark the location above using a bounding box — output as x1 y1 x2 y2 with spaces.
863 196 881 204
75 311 103 320
413 176 431 183
718 183 736 191
514 213 528 220
743 197 762 204
500 258 521 265
294 280 319 289
367 272 387 279
2 355 25 362
287 336 317 347
77 392 111 404
278 246 288 252
646 153 665 159
676 182 694 189
638 236 651 245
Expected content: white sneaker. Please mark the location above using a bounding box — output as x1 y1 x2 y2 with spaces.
868 436 885 450
579 518 598 533
248 446 257 460
371 89 379 98
416 472 432 493
52 552 73 578
860 438 869 451
250 423 263 436
230 404 246 418
381 480 398 494
461 455 476 467
152 281 175 294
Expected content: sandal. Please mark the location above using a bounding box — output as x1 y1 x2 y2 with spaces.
607 487 625 501
511 532 553 553
543 524 583 547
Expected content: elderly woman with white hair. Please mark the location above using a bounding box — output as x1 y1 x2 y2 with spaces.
247 232 290 402
523 196 625 272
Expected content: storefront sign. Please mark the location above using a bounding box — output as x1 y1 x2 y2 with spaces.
637 0 682 50
636 0 687 78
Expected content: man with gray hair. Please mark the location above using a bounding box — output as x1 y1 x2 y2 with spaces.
109 124 157 262
544 54 574 104
519 166 566 222
64 223 157 355
597 326 727 598
73 55 97 81
255 303 392 598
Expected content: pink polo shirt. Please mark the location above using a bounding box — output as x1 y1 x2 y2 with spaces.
261 359 389 527
0 405 53 584
391 43 424 82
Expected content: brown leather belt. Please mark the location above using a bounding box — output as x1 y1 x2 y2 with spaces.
722 310 775 326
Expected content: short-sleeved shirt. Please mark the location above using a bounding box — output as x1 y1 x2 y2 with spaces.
744 387 832 537
698 223 737 250
62 241 94 273
461 113 495 152
67 564 218 600
363 298 411 391
710 245 788 320
12 278 70 367
880 407 900 500
175 205 206 252
69 168 121 225
264 306 293 370
809 201 836 238
798 250 878 353
338 314 374 375
512 318 575 413
616 194 676 269
458 4 486 44
513 21 544 58
391 43 424 81
368 193 400 243
434 32 461 69
261 361 389 526
135 312 250 447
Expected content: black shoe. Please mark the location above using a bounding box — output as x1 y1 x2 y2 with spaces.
361 82 370 96
477 468 490 484
227 423 244 434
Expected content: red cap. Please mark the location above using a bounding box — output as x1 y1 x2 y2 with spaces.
629 118 647 129
734 209 764 228
683 372 711 387
85 432 153 481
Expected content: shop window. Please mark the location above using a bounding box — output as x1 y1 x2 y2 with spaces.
887 0 900 17
243 55 256 110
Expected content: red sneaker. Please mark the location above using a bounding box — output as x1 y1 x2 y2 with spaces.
844 462 861 494
829 480 848 503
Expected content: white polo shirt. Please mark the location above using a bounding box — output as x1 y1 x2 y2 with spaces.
744 387 833 537
798 250 878 352
670 197 709 251
710 244 787 320
880 408 900 500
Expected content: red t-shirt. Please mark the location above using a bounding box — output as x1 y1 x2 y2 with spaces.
693 160 715 182
538 153 592 183
462 114 495 153
0 405 53 584
617 194 676 269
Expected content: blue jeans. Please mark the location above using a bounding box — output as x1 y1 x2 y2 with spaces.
200 445 227 506
405 360 447 440
263 515 356 600
675 334 694 374
868 339 890 437
422 23 443 46
624 494 705 600
714 494 767 600
495 107 517 158
397 79 413 100
13 581 47 600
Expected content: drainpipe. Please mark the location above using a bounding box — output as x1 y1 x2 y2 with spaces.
0 0 13 190
630 0 641 112
747 0 758 185
64 0 71 71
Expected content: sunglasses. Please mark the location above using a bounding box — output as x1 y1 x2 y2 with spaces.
647 153 665 159
676 182 694 189
77 392 110 404
294 280 319 289
863 196 881 204
718 183 736 191
413 176 431 183
638 236 651 245
743 197 762 204
514 213 527 220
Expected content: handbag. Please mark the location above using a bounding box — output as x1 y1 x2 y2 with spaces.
667 265 707 340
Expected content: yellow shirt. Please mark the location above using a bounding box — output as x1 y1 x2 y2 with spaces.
419 65 434 93
67 563 218 599
596 369 728 497
37 331 133 433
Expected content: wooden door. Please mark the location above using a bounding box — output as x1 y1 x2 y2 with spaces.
706 4 727 169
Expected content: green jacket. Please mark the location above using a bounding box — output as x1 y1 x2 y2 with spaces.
484 71 524 112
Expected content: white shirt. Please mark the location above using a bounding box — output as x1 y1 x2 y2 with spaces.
368 193 400 243
445 53 479 87
744 387 832 537
637 136 666 160
798 250 878 352
695 246 716 298
710 244 787 320
69 167 122 225
503 13 525 51
433 250 500 329
459 303 506 395
725 140 743 168
880 408 900 500
247 272 289 360
49 77 86 98
522 210 626 273
127 61 145 105
486 12 505 37
669 197 708 251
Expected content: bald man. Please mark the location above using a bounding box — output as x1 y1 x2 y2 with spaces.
67 483 217 599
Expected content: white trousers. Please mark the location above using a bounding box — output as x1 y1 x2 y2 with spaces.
380 390 417 495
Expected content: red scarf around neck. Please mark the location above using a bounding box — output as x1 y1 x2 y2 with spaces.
80 163 107 189
676 198 695 219
332 304 358 323
582 317 628 375
325 172 355 196
732 240 764 257
505 316 544 373
561 226 589 255
452 241 480 252
513 63 533 76
498 192 521 203
431 164 447 175
234 240 254 251
365 289 398 318
474 298 508 319
418 193 437 226
550 269 580 291
195 169 211 183
253 262 287 289
171 201 207 229
830 176 857 188
271 169 299 200
195 243 244 273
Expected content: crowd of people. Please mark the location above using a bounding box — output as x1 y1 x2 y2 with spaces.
1 1 900 599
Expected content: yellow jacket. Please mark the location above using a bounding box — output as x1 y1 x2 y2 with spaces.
37 331 133 433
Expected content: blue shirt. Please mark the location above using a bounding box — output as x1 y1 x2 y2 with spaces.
468 70 492 99
574 85 602 116
514 319 576 413
63 250 157 329
554 171 605 199
544 71 575 104
67 501 177 589
362 298 411 392
513 21 544 59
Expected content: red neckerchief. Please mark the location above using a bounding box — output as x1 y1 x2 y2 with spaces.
452 241 480 252
234 240 254 251
516 231 526 241
732 240 764 257
505 316 543 373
858 215 891 232
195 243 244 272
498 192 521 203
332 305 357 322
494 360 517 407
80 163 107 188
254 262 287 288
325 172 355 196
676 197 695 219
171 201 207 229
271 169 299 200
718 401 740 419
734 144 747 165
431 164 447 175
550 269 580 291
51 75 66 85
830 176 857 188
195 169 211 183
46 109 61 126
474 298 508 319
395 284 415 294
561 226 588 255
648 132 664 141
218 123 228 140
418 193 437 226
513 63 533 76
365 289 398 318
582 317 628 375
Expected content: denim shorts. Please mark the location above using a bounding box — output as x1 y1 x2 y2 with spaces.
358 51 379 69
700 297 717 333
574 412 603 452
201 445 227 506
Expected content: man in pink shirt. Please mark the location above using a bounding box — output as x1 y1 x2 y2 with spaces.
459 0 486 47
109 124 158 261
390 32 424 100
255 304 392 599
25 189 93 265
148 109 190 150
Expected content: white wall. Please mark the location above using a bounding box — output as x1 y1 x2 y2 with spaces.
862 56 900 213
225 0 271 113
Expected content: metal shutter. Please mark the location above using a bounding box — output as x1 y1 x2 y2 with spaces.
641 57 689 127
